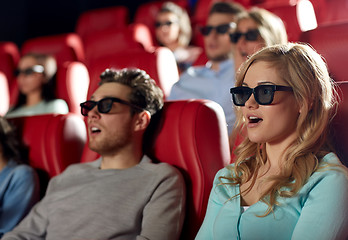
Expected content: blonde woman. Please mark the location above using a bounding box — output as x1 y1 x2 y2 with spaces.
196 43 348 239
230 7 288 72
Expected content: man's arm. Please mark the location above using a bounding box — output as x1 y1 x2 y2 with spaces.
137 165 186 240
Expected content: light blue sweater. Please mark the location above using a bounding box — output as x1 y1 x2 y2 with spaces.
196 153 348 240
0 160 39 237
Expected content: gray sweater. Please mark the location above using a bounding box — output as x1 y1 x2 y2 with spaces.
3 155 186 240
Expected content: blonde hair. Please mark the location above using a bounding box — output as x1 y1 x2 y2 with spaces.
226 42 340 216
237 7 288 47
158 2 192 47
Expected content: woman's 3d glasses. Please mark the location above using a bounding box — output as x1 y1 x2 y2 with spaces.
229 29 260 43
200 22 236 36
14 65 44 76
80 97 144 116
230 85 293 106
155 21 177 28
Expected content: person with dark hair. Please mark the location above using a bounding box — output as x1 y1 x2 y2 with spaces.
168 1 245 135
5 53 68 118
196 43 348 239
0 117 39 237
155 1 202 72
3 68 186 240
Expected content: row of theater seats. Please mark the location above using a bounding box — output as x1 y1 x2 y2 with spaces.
5 80 348 239
6 99 231 240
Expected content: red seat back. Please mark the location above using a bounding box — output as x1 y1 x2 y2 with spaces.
0 72 9 116
83 23 154 67
0 41 20 88
21 33 85 66
329 81 348 167
300 22 348 82
81 99 230 239
56 61 90 115
75 6 129 42
87 48 179 99
8 114 87 195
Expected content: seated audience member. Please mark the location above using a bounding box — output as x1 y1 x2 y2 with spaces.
195 43 348 239
3 68 186 240
0 117 39 237
228 7 288 148
155 1 202 73
168 2 245 135
231 7 288 72
5 53 68 118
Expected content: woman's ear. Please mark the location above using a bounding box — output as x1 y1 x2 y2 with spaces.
133 111 151 132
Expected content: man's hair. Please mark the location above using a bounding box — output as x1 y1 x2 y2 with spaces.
209 1 245 16
0 117 28 164
99 68 164 116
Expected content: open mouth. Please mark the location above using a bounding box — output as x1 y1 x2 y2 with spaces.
248 116 263 124
90 127 101 133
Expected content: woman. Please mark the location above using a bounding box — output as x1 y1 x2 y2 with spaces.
196 43 348 239
155 1 202 72
230 7 288 72
0 117 39 236
5 53 69 118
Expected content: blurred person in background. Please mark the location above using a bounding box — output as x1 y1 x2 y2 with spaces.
5 53 68 118
155 1 202 73
168 1 245 136
0 116 39 237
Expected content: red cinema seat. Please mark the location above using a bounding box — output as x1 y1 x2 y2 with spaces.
258 0 317 42
300 22 348 82
21 33 85 66
0 72 10 116
83 23 154 67
75 6 129 42
56 61 90 115
311 0 348 25
80 99 231 239
0 41 20 88
7 113 87 196
329 81 348 167
87 47 179 99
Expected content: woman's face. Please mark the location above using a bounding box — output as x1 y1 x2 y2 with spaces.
155 12 180 47
233 18 265 69
241 61 300 146
16 56 45 96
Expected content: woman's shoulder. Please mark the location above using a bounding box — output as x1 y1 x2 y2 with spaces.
45 99 69 114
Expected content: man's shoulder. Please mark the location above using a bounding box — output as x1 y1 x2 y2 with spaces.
140 157 183 180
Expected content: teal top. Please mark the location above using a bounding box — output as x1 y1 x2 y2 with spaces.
196 153 348 240
5 99 69 118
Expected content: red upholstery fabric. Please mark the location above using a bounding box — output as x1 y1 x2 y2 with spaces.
56 61 90 115
311 0 348 25
300 22 348 82
192 50 208 66
0 41 20 88
8 113 87 178
80 99 231 239
83 23 154 67
21 33 85 66
0 72 9 116
75 6 129 42
86 47 179 99
329 81 348 167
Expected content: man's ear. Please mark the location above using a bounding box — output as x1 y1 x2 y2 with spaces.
133 111 151 132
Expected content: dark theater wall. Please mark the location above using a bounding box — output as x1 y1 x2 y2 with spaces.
0 0 153 47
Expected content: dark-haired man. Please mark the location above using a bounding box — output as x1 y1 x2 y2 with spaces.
3 68 186 240
168 2 245 135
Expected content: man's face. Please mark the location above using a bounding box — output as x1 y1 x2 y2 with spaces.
86 82 136 156
203 13 236 62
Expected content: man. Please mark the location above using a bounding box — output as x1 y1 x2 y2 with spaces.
168 2 245 135
3 68 186 239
